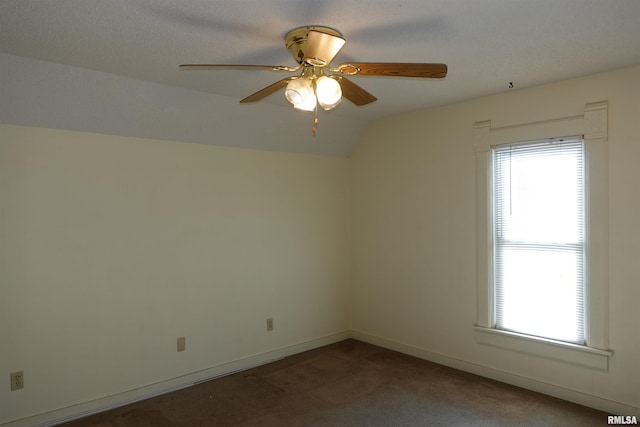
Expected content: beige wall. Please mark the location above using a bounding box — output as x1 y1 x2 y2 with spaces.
2 63 639 424
349 64 640 411
0 126 350 423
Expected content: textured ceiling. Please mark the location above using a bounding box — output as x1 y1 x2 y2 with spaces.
1 0 640 150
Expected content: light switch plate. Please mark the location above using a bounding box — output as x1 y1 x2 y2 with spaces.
177 337 186 352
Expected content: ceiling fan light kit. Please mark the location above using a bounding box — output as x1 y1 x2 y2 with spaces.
180 25 447 133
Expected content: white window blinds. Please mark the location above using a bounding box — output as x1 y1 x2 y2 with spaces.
493 138 585 344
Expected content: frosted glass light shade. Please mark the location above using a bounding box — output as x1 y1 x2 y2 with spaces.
285 78 315 110
295 92 317 111
315 76 342 110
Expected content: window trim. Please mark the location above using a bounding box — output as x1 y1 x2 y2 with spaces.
474 326 611 371
473 101 611 370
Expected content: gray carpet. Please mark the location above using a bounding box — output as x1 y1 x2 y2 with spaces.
60 339 608 426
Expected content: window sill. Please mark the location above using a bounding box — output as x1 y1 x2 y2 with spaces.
474 326 612 371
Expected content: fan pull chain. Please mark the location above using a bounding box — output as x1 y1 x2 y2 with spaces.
312 106 319 135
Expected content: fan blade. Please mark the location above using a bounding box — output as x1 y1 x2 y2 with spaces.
179 64 299 72
337 62 447 78
240 77 295 103
330 75 377 106
304 30 346 66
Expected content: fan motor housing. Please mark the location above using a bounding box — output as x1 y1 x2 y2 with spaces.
285 26 343 64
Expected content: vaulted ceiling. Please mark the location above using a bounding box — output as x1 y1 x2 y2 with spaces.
2 1 639 155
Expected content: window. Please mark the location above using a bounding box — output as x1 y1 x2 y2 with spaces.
473 102 611 370
493 138 585 344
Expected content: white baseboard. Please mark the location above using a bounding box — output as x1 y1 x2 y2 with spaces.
3 331 351 427
351 330 639 416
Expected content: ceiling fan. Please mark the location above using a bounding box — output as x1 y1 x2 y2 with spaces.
180 26 447 131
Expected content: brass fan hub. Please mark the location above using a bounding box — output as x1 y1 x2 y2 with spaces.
285 26 343 65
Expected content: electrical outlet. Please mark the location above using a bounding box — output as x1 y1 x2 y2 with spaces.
10 371 24 391
177 336 186 352
266 317 274 331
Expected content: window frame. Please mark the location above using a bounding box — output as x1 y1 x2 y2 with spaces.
493 137 586 344
473 102 612 371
